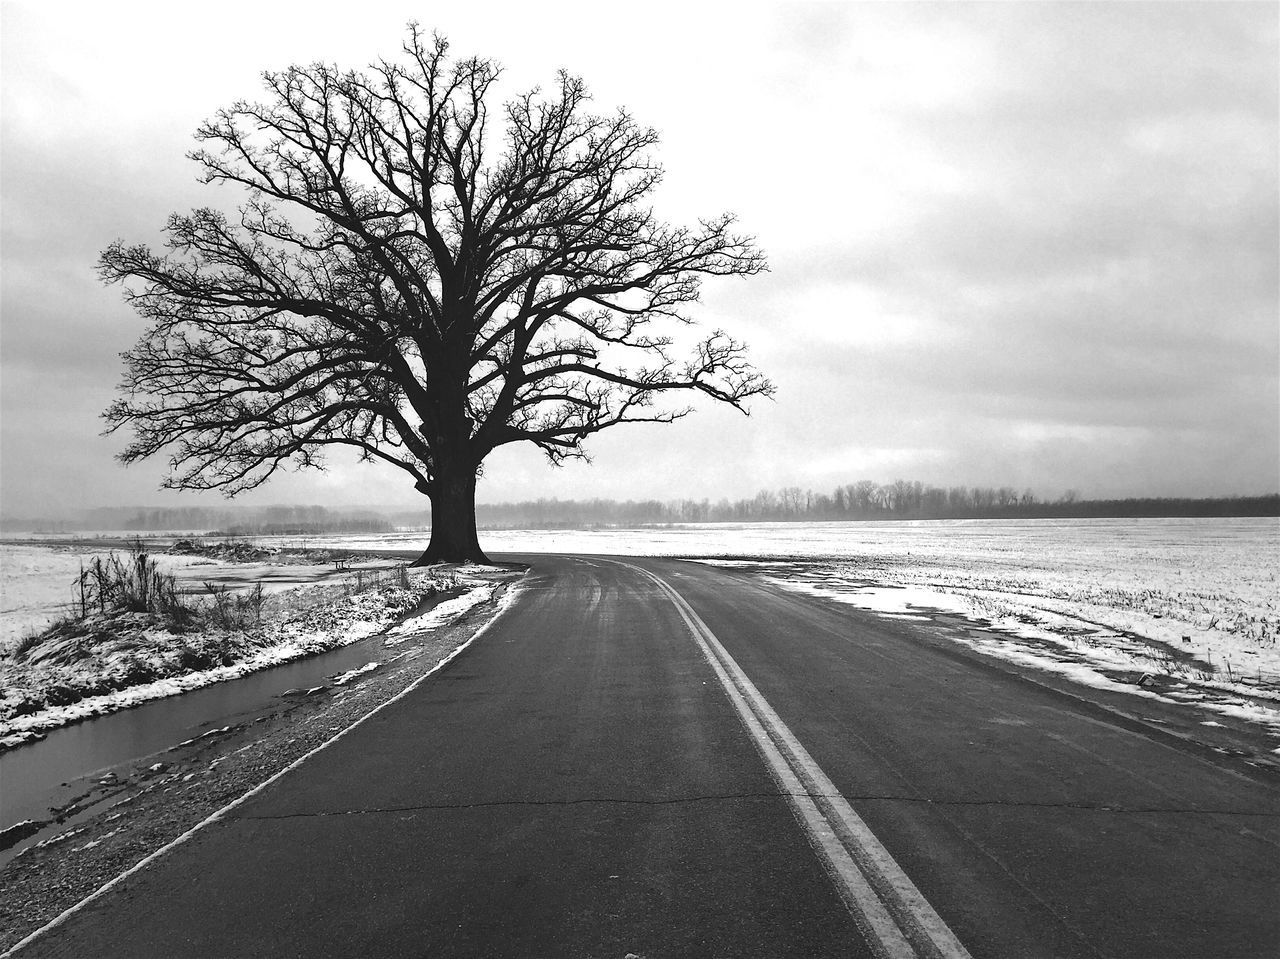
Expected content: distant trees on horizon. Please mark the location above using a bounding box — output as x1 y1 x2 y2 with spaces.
474 484 1280 528
8 484 1275 535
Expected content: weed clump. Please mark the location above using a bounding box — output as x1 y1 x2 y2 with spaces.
202 582 265 630
74 543 191 623
13 542 266 670
1 548 450 733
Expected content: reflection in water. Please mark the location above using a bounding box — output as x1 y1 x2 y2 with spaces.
0 629 391 866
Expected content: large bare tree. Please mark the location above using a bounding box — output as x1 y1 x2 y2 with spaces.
101 28 771 563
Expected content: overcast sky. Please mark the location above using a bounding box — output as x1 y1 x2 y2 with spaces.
2 1 1276 517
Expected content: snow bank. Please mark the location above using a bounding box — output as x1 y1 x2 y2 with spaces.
0 571 491 748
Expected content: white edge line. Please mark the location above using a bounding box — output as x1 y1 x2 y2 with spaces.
620 560 973 959
2 580 525 957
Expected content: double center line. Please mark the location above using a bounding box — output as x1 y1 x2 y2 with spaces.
621 562 972 959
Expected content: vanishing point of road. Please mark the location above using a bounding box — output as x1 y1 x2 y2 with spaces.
7 556 1278 958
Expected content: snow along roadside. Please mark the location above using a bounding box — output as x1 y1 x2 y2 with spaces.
0 576 496 750
0 577 526 958
696 560 1280 739
383 584 495 644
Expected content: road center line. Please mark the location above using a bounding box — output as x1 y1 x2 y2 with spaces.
621 561 972 959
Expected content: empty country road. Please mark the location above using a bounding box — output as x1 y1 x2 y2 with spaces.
8 556 1279 958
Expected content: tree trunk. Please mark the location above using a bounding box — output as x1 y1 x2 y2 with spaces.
412 466 490 565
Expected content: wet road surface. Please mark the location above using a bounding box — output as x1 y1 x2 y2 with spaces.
8 555 1278 958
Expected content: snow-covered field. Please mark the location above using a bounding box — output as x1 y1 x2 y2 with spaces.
257 517 1280 729
703 553 1280 732
4 518 1276 735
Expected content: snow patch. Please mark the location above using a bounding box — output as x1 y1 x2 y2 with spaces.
384 584 494 644
763 576 976 620
330 662 380 685
681 519 1278 735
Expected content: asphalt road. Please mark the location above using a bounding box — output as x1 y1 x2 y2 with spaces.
9 556 1279 958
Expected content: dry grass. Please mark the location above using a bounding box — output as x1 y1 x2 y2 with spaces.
11 543 268 669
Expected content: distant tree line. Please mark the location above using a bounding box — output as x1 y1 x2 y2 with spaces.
475 484 1280 527
105 505 392 534
5 485 1274 535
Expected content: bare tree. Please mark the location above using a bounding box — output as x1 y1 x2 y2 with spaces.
100 28 771 563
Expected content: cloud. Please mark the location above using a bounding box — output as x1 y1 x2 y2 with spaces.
0 1 1276 519
722 1 1279 497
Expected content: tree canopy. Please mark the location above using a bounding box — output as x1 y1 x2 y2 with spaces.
101 27 771 562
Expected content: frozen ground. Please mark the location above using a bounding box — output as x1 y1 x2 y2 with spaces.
256 517 1280 732
709 556 1279 727
672 519 1278 736
5 518 1276 735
